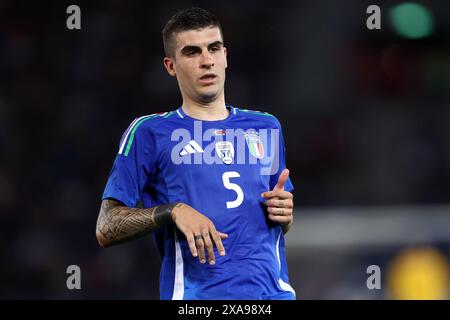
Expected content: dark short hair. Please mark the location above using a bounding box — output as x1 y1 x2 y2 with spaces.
162 7 223 58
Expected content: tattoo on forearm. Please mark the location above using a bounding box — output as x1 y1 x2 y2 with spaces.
96 200 181 246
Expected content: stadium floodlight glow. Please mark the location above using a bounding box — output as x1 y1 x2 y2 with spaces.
389 2 434 39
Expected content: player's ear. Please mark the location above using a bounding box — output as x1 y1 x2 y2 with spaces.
163 57 176 77
224 47 227 69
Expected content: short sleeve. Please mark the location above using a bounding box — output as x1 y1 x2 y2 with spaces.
102 120 158 207
269 119 294 192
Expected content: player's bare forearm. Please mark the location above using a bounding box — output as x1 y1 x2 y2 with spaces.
96 199 182 248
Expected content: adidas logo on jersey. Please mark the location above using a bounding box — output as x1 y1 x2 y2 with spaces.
180 140 204 156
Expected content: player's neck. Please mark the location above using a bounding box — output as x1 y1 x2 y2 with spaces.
181 96 229 121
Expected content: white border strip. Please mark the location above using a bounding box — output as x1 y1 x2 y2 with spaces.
276 231 296 296
171 228 184 300
276 232 282 270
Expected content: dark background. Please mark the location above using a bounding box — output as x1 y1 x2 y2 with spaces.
1 0 449 299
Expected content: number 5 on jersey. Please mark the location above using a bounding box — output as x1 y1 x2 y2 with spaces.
222 171 244 209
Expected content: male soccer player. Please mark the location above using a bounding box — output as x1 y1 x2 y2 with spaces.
96 7 296 300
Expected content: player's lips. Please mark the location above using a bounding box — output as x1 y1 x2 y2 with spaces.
199 73 217 85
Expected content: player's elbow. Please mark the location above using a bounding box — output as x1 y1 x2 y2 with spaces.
96 228 111 248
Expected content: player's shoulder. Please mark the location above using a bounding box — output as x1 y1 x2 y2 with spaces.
234 106 282 128
118 110 178 155
125 110 179 132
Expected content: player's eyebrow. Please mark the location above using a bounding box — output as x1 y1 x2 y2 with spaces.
180 41 223 55
207 41 223 49
180 45 200 56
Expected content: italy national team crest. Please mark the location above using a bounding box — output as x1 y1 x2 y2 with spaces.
245 130 264 159
215 141 234 164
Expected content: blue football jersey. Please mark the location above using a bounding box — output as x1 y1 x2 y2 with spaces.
102 106 296 300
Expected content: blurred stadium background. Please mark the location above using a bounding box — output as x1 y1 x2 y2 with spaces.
0 0 449 299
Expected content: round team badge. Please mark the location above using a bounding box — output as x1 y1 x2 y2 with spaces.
215 141 234 165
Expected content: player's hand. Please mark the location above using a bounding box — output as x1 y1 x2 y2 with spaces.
261 169 294 228
172 203 228 265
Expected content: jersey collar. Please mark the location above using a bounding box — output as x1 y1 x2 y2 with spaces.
176 105 236 121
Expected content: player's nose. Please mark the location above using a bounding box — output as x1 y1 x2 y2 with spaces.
200 51 214 69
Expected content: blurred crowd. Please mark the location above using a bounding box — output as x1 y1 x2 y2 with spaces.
0 0 449 298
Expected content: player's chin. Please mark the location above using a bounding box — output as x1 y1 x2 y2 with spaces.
197 90 220 103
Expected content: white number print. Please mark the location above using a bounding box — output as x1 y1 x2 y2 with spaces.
222 171 244 209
